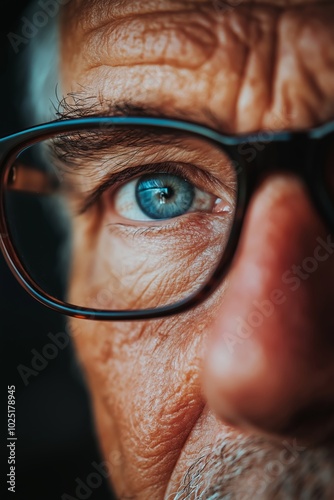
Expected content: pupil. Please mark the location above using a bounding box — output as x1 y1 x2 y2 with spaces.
158 187 174 204
136 173 194 219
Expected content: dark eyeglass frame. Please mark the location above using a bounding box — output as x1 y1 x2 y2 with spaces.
0 116 334 321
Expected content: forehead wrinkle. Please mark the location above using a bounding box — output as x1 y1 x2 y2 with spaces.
66 0 332 29
60 0 334 135
63 0 333 36
71 0 210 32
80 10 217 71
61 0 332 71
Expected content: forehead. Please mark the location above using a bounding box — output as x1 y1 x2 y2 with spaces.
59 0 334 133
63 0 331 28
65 0 328 16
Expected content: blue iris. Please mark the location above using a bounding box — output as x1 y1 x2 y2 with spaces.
136 173 195 219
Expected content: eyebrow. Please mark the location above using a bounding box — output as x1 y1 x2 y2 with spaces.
47 93 230 178
46 97 234 202
48 122 231 213
57 94 183 120
51 124 181 172
50 93 205 176
55 92 224 130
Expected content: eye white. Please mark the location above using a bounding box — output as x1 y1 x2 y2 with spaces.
113 176 217 221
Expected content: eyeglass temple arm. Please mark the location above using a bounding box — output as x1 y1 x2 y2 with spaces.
6 163 59 195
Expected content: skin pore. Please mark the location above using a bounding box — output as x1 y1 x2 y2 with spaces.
57 1 334 498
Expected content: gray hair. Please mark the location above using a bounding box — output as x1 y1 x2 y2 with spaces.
172 432 334 500
18 0 61 126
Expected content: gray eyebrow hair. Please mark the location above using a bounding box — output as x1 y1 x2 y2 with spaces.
55 94 175 120
55 91 216 125
50 123 180 165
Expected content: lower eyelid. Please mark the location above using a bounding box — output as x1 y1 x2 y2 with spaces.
104 211 228 236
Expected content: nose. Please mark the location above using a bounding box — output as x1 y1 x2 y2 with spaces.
203 174 334 444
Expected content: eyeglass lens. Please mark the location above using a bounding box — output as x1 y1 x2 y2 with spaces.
3 126 238 310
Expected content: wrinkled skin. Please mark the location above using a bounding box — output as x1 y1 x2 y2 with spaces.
59 1 334 498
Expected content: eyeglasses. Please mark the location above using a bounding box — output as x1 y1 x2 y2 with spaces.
0 116 333 320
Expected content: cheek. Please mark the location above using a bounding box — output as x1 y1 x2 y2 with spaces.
65 202 229 494
68 314 205 496
68 282 226 497
67 209 227 310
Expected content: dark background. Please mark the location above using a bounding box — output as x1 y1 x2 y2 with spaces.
1 2 114 499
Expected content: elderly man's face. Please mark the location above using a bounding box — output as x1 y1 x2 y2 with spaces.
59 1 334 498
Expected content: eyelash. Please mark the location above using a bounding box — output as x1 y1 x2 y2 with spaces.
77 161 227 215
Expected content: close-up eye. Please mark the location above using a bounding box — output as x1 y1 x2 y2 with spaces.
113 172 219 221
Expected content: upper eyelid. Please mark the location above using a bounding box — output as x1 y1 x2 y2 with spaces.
49 126 180 162
50 132 235 169
47 131 237 214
